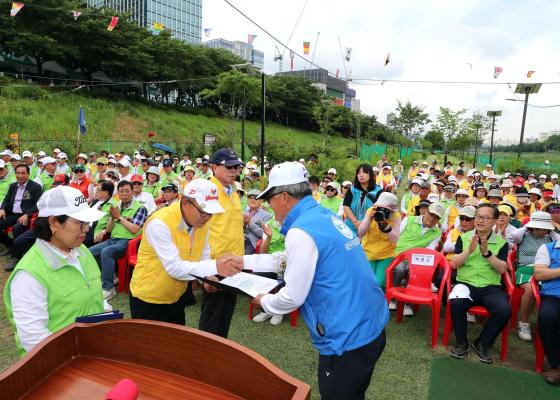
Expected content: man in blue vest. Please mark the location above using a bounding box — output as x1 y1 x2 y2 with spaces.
253 161 388 400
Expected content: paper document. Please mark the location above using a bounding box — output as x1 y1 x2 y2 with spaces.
220 272 281 298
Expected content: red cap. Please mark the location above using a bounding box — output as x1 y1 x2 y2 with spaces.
53 174 67 185
543 189 554 196
130 174 143 183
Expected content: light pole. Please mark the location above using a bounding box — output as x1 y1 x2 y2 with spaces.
260 72 266 176
231 63 258 163
486 110 502 166
473 123 482 163
511 83 541 159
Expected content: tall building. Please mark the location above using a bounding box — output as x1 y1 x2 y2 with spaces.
87 0 202 44
204 39 264 70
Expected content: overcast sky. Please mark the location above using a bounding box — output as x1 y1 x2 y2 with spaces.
203 0 560 143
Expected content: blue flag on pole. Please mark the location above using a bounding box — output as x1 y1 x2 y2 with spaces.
79 106 86 135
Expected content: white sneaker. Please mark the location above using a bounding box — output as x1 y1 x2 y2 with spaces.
270 314 283 326
403 304 414 316
467 313 476 323
431 283 438 293
252 312 272 323
103 288 117 301
518 322 532 341
389 299 397 310
103 299 113 312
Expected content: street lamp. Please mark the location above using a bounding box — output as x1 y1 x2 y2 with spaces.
231 63 257 164
486 111 502 166
511 83 541 159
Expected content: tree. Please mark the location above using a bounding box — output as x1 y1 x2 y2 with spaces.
313 99 344 145
424 130 445 151
390 101 431 144
199 71 260 118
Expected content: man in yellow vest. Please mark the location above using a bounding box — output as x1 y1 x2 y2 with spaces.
129 179 244 325
198 148 245 338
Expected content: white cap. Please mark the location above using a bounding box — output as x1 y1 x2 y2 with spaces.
37 186 105 222
529 188 542 197
204 155 209 160
525 211 554 230
53 148 61 153
552 174 558 179
374 192 398 211
504 172 511 178
342 180 352 187
328 168 337 175
501 179 513 188
428 202 445 219
57 152 67 159
299 158 305 163
486 164 492 168
482 171 489 177
185 160 192 166
459 205 477 218
427 193 440 203
183 179 225 214
373 167 379 173
410 177 423 186
107 158 117 164
123 155 131 161
37 151 46 157
117 159 131 168
251 156 258 161
258 162 309 200
41 156 57 165
195 158 202 164
448 176 457 182
10 154 21 161
455 189 469 197
0 160 5 168
0 149 13 156
77 153 88 160
539 174 547 179
22 151 33 158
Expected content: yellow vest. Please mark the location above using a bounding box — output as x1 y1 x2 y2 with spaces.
407 195 421 215
407 168 418 180
445 228 463 261
503 193 516 205
361 208 398 260
130 202 208 304
208 177 244 257
447 205 459 231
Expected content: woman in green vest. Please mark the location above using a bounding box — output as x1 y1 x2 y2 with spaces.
143 166 162 201
4 186 106 357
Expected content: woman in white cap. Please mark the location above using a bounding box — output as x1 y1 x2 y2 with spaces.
143 166 162 201
358 192 401 289
510 212 560 341
3 186 106 357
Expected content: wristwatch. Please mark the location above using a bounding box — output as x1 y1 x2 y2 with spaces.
482 250 493 258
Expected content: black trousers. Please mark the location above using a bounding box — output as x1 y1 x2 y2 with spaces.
318 330 386 400
538 296 560 369
129 292 187 326
11 229 36 259
450 283 511 348
198 289 237 338
0 213 26 245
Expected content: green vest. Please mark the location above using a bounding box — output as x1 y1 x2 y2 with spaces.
93 200 114 236
267 218 285 253
30 165 39 180
4 241 103 357
161 171 179 185
440 197 456 211
39 171 55 191
110 199 143 239
456 230 506 288
320 196 342 215
143 182 161 199
396 216 441 255
0 173 15 204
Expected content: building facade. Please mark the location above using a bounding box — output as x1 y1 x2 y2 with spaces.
87 0 202 44
204 39 264 70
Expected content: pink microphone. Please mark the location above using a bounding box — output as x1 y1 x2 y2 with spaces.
105 378 139 400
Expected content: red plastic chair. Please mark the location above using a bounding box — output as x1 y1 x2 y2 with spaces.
442 271 515 361
3 212 37 239
385 248 451 348
531 277 545 373
507 248 525 329
117 234 142 293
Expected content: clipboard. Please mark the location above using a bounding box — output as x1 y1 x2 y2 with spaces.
76 310 124 323
193 272 284 298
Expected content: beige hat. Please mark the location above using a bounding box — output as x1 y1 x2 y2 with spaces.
373 192 398 211
428 202 445 219
455 189 469 197
459 205 476 218
501 179 513 188
525 211 554 230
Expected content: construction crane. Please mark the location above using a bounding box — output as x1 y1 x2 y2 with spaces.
310 31 320 64
274 0 309 72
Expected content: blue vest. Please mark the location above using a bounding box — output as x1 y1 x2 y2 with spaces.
345 185 381 233
281 196 389 356
541 242 560 298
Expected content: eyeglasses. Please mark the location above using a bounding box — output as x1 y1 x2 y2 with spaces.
428 213 440 220
97 163 106 166
67 217 89 231
74 170 85 174
459 216 474 222
326 188 336 192
189 198 211 218
474 215 495 222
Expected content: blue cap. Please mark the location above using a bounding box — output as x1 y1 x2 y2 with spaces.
210 148 242 167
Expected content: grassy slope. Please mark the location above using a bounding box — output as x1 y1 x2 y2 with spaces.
0 92 352 157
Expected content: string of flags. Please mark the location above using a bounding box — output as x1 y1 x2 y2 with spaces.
494 66 502 79
10 2 23 17
107 16 118 32
248 34 257 45
344 48 352 62
153 22 164 32
204 28 212 37
384 53 390 67
527 70 536 78
303 41 310 55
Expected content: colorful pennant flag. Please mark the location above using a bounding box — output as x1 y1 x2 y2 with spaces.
494 66 503 79
289 51 294 71
248 34 257 44
527 70 535 78
204 28 212 37
10 2 24 17
384 53 390 67
153 22 164 32
71 10 81 20
107 16 119 32
79 107 86 136
303 41 310 55
344 48 352 62
336 69 339 78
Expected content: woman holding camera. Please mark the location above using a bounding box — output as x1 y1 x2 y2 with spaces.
358 192 401 289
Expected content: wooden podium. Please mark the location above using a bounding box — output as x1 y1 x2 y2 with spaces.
0 320 311 400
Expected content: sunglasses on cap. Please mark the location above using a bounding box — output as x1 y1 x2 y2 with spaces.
459 216 474 222
97 162 106 166
326 187 336 191
74 169 85 174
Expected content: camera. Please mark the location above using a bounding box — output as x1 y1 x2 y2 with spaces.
373 207 392 222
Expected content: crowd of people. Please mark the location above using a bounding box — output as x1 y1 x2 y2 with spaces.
2 146 560 396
